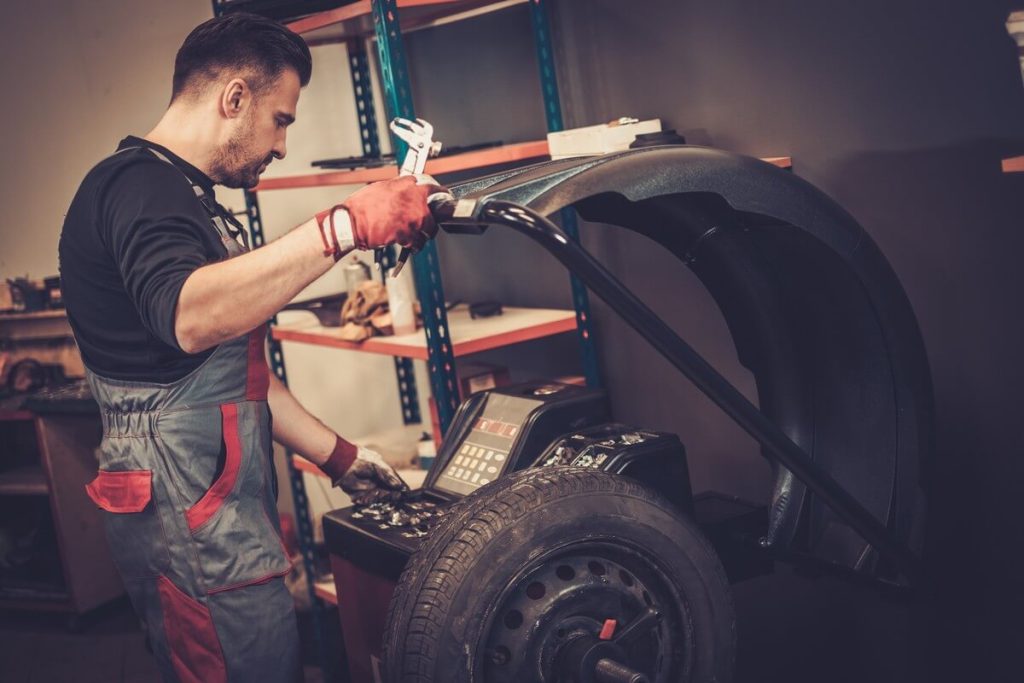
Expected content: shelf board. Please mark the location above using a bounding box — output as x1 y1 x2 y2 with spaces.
255 140 549 191
1002 156 1024 173
0 310 66 321
313 576 338 605
274 305 577 359
0 465 49 496
288 0 524 43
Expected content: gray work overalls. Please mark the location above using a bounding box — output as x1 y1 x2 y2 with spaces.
83 148 301 683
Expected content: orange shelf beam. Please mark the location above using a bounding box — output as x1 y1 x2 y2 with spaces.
255 140 549 191
286 0 473 35
313 577 339 605
290 455 324 478
286 0 373 34
1002 156 1024 173
257 143 791 191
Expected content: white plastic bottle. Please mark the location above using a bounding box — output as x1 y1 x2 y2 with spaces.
387 262 417 335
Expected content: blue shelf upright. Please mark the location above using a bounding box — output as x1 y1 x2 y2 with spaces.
529 0 601 388
348 36 422 427
372 0 461 434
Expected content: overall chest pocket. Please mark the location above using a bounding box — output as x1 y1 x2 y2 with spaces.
86 469 171 580
176 402 290 592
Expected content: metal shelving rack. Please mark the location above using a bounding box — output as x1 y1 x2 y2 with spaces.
212 1 599 678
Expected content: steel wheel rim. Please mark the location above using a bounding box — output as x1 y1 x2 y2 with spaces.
475 538 694 683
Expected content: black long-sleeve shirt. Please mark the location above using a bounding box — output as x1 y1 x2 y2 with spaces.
59 136 229 382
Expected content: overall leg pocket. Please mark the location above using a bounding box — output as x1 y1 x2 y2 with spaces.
186 402 291 591
85 469 170 579
157 575 227 683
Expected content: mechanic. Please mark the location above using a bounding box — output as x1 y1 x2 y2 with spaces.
58 13 439 683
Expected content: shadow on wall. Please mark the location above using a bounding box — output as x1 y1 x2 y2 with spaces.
813 139 1024 680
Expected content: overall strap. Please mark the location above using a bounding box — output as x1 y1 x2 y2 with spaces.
113 145 250 250
143 147 250 250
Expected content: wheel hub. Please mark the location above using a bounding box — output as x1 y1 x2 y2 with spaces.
480 543 689 682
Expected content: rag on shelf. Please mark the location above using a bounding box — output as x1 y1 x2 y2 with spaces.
338 281 391 341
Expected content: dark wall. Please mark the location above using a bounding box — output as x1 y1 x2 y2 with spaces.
407 1 1024 677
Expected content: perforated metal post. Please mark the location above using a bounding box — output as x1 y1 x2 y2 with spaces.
348 37 422 426
529 0 602 388
372 0 460 433
348 39 381 158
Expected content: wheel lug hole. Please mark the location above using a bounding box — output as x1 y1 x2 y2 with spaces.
526 581 546 600
503 610 523 630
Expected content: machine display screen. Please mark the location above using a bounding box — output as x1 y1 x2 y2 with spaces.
434 393 542 497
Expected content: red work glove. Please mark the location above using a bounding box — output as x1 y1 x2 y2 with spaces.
345 175 443 252
318 435 409 506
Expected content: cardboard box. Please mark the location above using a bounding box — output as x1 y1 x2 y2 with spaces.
458 362 511 398
547 118 662 159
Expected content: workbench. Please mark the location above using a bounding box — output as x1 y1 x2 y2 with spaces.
0 384 122 625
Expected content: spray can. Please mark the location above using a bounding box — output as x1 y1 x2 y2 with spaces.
342 260 370 299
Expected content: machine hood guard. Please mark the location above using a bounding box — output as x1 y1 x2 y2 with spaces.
443 146 934 585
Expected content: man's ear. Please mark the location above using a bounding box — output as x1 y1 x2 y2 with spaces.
220 78 250 119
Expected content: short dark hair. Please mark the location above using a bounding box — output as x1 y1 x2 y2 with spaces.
171 13 312 102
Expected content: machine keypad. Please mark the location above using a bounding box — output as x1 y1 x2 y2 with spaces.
443 440 508 486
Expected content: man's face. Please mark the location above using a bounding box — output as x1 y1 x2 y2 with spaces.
212 68 300 189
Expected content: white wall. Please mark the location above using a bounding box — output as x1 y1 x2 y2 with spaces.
1 0 430 529
1 0 212 278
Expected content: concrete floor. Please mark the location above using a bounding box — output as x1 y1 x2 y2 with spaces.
731 566 913 683
0 599 325 683
0 564 920 683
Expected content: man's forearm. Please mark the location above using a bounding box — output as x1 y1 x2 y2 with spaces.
266 372 337 466
175 217 349 353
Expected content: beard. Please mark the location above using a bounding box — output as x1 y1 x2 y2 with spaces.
210 118 272 189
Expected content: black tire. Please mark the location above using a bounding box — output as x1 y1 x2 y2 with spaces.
383 468 735 683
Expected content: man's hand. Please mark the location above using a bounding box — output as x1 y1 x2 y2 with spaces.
317 436 408 505
344 175 444 252
337 448 408 506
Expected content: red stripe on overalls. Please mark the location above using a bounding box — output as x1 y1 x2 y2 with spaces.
186 404 242 532
246 323 270 401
